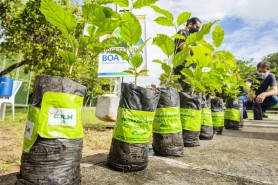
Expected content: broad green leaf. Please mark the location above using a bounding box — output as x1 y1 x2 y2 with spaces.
150 5 173 21
216 50 235 61
120 12 142 45
181 67 194 78
98 0 129 7
95 18 121 37
162 63 172 74
79 37 89 51
133 0 158 9
191 47 209 67
102 37 127 48
197 39 215 53
103 7 121 19
154 17 174 26
83 4 106 26
135 38 151 55
186 32 198 45
88 44 105 55
152 34 174 57
131 54 143 68
40 0 77 35
172 48 189 67
138 69 149 75
111 50 129 61
176 12 191 26
172 75 180 81
123 70 134 74
197 21 218 40
59 50 77 65
171 34 186 40
212 25 224 47
152 59 164 64
114 0 129 7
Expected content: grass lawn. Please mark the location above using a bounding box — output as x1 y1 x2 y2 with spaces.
0 107 114 175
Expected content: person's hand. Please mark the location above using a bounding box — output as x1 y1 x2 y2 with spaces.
247 93 255 101
255 93 266 103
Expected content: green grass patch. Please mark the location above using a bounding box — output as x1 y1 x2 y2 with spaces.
0 106 114 175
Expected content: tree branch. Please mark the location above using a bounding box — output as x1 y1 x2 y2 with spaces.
0 59 33 76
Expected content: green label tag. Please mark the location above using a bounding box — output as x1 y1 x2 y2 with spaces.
224 108 240 121
180 108 201 131
113 108 155 143
23 105 40 152
38 92 84 139
153 107 182 134
201 108 212 126
212 112 224 126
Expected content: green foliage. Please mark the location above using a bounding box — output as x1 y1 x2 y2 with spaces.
0 0 116 99
151 7 217 88
180 24 248 98
40 0 77 36
107 0 157 85
120 11 142 45
150 5 173 21
212 25 224 48
263 52 278 79
133 0 158 9
176 12 191 26
152 34 174 57
39 0 124 76
0 0 67 76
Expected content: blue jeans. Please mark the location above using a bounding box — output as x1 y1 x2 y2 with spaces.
239 95 278 118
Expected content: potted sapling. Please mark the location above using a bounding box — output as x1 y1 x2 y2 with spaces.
17 0 122 184
106 0 160 172
150 7 193 156
222 62 247 130
178 21 217 146
197 25 225 139
209 50 236 134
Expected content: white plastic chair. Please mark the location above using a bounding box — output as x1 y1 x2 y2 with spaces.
0 80 22 120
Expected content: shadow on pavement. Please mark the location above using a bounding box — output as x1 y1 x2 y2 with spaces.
222 130 278 141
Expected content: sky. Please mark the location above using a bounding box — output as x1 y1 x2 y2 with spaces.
9 0 276 86
124 0 278 86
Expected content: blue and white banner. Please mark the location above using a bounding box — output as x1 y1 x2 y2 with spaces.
98 15 147 77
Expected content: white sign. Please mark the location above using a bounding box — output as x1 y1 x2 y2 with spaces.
48 108 76 126
98 15 147 77
24 120 34 140
202 67 211 72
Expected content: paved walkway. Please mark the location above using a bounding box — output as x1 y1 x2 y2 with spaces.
1 117 278 185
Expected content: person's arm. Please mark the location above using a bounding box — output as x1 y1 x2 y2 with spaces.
174 29 188 53
255 85 278 103
243 81 255 101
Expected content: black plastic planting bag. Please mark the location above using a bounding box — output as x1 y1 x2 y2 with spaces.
107 83 160 172
30 75 87 108
253 102 263 120
239 100 244 127
17 76 86 185
211 97 224 134
200 94 213 140
224 98 240 130
179 91 202 147
152 87 183 157
16 137 83 185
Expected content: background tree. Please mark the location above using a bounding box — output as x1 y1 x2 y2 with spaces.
263 52 278 79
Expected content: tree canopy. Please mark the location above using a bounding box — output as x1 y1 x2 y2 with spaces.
0 0 111 103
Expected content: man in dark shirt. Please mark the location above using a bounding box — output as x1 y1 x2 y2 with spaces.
239 61 278 119
173 17 202 91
